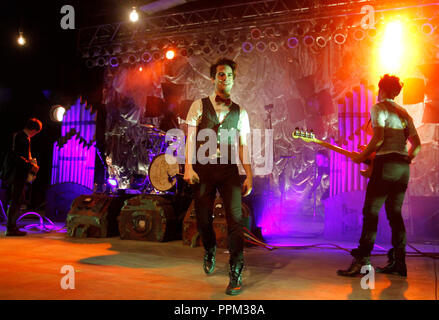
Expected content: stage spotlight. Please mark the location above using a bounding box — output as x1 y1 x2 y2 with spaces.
367 28 377 39
165 49 176 59
256 41 266 52
408 22 419 34
128 54 138 64
242 41 253 53
316 36 327 48
333 33 347 45
96 57 106 67
381 22 402 68
421 22 434 36
109 56 119 67
50 105 65 122
139 66 143 72
130 7 139 22
153 50 163 60
179 48 188 57
17 32 26 46
141 51 152 63
287 37 299 49
268 41 278 52
303 35 314 47
250 28 262 40
202 45 212 55
353 28 366 41
218 43 228 54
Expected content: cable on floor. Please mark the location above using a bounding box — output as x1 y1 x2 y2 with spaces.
244 227 439 259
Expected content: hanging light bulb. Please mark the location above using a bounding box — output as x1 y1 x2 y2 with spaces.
130 7 139 22
50 105 66 122
17 32 26 46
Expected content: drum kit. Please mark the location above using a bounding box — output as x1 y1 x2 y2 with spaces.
112 123 185 195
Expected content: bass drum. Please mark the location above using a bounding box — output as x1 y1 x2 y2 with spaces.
148 153 182 192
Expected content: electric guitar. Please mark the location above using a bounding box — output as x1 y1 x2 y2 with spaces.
292 128 374 178
21 156 39 183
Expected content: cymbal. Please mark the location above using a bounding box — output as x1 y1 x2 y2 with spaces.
139 123 167 137
139 123 156 129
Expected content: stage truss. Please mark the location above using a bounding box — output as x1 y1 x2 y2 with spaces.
78 0 438 51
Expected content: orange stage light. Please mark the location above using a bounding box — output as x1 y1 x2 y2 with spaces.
165 49 175 60
370 16 422 85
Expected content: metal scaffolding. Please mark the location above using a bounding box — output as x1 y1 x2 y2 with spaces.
78 0 375 49
77 0 439 56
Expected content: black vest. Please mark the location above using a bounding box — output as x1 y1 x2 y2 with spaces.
195 97 240 165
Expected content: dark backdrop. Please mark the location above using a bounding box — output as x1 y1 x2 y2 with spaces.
0 1 105 208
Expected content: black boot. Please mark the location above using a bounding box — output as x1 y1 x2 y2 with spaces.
203 247 216 275
337 256 371 277
226 261 243 295
376 248 407 277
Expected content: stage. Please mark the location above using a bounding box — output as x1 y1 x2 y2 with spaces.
0 223 437 300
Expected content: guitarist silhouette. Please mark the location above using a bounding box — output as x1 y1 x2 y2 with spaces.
1 118 42 236
337 74 421 277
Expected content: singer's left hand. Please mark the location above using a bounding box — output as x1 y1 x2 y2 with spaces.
241 177 253 197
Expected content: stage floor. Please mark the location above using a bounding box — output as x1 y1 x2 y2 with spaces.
0 223 437 300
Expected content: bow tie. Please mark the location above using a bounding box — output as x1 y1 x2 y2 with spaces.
215 95 231 106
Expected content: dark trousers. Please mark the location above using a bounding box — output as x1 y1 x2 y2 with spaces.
193 164 244 265
6 179 26 230
352 154 410 258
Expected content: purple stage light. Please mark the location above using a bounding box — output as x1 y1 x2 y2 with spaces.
108 178 118 187
421 23 434 36
109 56 119 67
334 33 346 45
242 41 253 53
287 37 299 49
256 41 266 52
51 98 97 190
303 35 314 47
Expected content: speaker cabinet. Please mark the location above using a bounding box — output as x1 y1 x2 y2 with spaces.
67 193 133 238
118 194 178 242
182 195 253 248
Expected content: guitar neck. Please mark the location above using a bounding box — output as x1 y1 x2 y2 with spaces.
313 139 355 158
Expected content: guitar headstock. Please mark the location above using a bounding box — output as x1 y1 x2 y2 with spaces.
292 128 317 143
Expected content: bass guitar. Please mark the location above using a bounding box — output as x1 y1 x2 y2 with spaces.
292 128 374 178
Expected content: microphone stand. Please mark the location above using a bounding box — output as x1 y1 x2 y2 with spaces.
264 104 274 195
